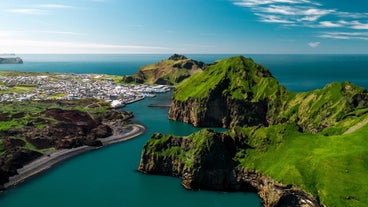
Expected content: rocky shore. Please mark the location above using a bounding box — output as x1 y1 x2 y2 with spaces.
2 123 145 191
138 129 321 207
138 56 368 207
0 99 143 191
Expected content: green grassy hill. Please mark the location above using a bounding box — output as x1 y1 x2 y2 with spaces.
233 118 368 207
123 54 205 85
143 55 368 206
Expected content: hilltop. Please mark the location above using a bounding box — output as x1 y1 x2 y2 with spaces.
139 56 368 207
122 54 206 85
169 56 368 133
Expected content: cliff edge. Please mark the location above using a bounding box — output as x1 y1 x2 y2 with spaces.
138 129 322 207
140 55 368 207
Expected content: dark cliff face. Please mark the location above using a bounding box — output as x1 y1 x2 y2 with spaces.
138 129 322 207
168 96 268 128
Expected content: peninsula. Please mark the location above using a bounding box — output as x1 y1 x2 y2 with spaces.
0 57 23 64
0 70 175 191
0 98 145 191
138 56 368 207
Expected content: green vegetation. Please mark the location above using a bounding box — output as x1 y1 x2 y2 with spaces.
173 56 368 133
0 99 110 136
147 55 368 206
0 85 37 94
231 120 368 207
174 56 280 101
123 55 205 85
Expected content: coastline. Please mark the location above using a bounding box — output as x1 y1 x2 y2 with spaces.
1 123 145 191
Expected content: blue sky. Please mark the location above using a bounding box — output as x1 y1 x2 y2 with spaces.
1 0 368 54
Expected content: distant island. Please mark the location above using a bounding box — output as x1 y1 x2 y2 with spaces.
0 57 23 64
138 56 368 207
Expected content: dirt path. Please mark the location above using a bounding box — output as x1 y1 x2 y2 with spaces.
343 119 368 135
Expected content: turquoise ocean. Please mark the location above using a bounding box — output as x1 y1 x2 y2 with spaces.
0 54 367 207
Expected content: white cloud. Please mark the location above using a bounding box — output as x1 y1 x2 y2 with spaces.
319 21 343 28
232 0 368 43
336 12 368 19
91 0 110 2
256 14 294 23
0 39 170 54
7 9 48 15
0 30 83 37
350 21 368 30
317 20 368 30
6 3 73 16
233 0 335 26
308 42 320 48
38 4 74 9
234 0 312 7
319 32 368 41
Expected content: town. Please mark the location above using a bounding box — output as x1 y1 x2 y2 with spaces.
0 73 170 108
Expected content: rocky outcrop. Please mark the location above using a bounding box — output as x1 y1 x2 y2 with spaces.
169 56 368 133
138 129 322 207
122 54 206 85
0 57 23 64
169 56 286 128
168 91 269 128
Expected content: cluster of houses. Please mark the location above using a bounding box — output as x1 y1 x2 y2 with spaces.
0 73 170 107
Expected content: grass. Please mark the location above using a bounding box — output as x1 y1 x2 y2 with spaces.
124 58 203 85
145 120 368 207
231 122 368 207
0 85 37 94
146 55 368 206
0 99 111 158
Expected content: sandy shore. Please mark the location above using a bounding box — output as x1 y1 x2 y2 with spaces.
2 123 145 190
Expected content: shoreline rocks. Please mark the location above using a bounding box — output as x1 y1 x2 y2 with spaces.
138 129 322 207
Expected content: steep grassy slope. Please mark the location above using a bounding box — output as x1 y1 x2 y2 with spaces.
122 54 205 85
141 55 368 207
170 56 368 133
174 56 282 101
170 56 288 128
139 118 368 207
233 118 368 207
271 81 368 133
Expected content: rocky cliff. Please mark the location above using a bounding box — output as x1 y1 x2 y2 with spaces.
138 129 322 207
0 57 23 64
122 54 206 85
140 55 368 207
169 56 368 133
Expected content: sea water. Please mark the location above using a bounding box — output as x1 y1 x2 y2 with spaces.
0 54 367 207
